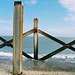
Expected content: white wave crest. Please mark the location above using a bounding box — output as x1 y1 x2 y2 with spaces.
0 52 75 59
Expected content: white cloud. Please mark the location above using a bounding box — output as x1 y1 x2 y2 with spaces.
0 26 13 36
0 19 12 24
59 0 75 12
47 26 75 37
25 0 37 5
64 13 75 22
0 19 13 36
59 0 75 23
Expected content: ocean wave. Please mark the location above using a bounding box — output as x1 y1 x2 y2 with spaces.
0 52 12 57
0 51 75 59
52 54 75 59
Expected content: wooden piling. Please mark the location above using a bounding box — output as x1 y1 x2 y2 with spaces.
13 1 23 75
34 18 38 60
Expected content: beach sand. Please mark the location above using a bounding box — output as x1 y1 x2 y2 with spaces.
0 58 75 75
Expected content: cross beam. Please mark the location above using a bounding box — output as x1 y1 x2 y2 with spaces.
0 29 36 59
0 36 33 59
38 30 75 60
0 28 75 60
0 29 36 48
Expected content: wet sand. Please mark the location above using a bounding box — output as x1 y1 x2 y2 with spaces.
0 58 75 75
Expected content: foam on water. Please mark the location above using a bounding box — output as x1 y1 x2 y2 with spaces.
52 54 75 59
0 51 75 59
0 52 12 57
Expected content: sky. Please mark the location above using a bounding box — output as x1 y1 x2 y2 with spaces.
0 0 75 37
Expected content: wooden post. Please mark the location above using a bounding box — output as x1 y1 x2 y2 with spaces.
13 1 23 75
34 18 38 60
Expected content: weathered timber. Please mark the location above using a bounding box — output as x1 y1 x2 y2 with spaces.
23 29 36 37
0 29 36 48
0 29 35 59
39 46 67 60
67 40 75 46
39 40 75 60
0 37 13 48
34 18 38 60
69 47 75 52
1 30 74 49
0 37 6 42
1 36 74 60
66 40 75 52
38 29 65 45
0 39 13 48
0 37 33 59
23 51 33 59
13 1 23 74
0 36 34 59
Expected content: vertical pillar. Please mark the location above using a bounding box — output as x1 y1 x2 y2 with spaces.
34 18 38 60
13 1 23 75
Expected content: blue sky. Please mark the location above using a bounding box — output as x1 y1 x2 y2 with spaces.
0 0 75 37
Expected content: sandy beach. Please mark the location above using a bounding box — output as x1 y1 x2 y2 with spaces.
0 58 75 75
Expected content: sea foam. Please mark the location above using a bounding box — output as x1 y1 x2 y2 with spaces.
0 51 75 59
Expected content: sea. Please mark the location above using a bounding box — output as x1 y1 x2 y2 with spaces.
0 36 75 63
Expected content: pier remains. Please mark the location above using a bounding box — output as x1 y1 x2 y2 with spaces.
0 1 75 75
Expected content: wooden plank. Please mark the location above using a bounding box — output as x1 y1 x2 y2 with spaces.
0 33 74 49
0 37 33 59
68 40 75 46
34 18 38 60
39 40 75 60
0 39 13 48
13 1 23 74
38 29 65 45
0 37 13 48
0 29 36 48
0 29 36 47
0 36 74 59
23 29 36 37
69 47 75 52
0 36 6 43
67 40 75 52
0 36 74 49
23 51 33 59
39 46 67 60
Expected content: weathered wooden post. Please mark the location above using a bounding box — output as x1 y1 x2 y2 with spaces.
13 1 23 75
34 18 38 60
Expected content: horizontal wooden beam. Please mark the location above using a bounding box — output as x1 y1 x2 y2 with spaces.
38 29 65 45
